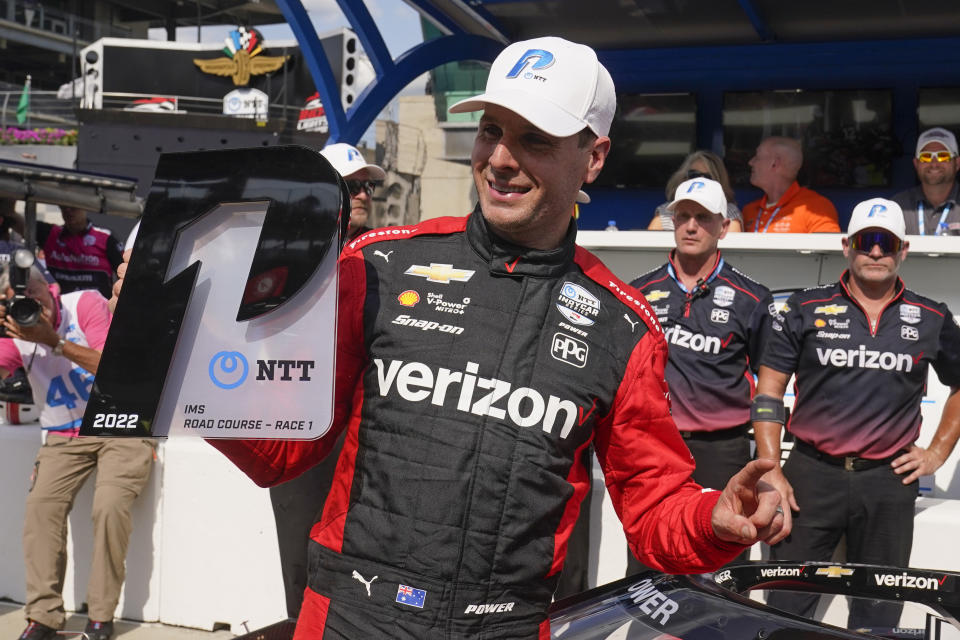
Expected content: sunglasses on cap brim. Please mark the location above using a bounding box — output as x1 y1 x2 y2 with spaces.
850 230 902 254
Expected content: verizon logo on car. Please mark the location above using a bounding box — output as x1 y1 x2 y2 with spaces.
873 572 944 591
816 346 915 372
374 359 591 439
760 567 804 578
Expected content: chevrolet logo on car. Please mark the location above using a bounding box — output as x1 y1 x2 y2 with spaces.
815 566 854 578
405 263 475 284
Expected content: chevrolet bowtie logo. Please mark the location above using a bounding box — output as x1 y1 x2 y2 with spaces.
644 290 670 302
814 304 848 316
816 566 854 578
404 263 475 284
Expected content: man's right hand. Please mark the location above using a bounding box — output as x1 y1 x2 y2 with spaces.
759 460 799 534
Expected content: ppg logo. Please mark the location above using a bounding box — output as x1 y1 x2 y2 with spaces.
868 204 887 217
506 49 555 79
209 351 249 389
551 332 588 368
687 180 705 192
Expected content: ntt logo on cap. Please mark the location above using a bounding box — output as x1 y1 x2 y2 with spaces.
506 49 555 79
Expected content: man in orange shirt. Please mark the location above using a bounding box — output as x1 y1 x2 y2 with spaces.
743 137 840 233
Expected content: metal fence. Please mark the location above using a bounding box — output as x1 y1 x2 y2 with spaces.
0 90 80 130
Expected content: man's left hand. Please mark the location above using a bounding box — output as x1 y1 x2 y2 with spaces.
892 444 945 485
711 458 789 546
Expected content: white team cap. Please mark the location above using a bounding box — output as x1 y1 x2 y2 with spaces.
320 143 386 181
667 178 729 218
847 197 906 241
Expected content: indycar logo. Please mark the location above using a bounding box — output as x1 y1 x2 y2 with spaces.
374 358 592 439
816 566 854 578
557 281 600 326
713 285 735 308
405 263 475 284
900 304 921 325
815 304 848 316
873 572 945 591
816 346 914 372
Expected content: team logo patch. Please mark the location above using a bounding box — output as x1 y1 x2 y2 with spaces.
900 304 921 325
83 234 96 246
712 286 735 308
551 332 588 368
556 281 600 327
398 290 420 307
644 290 670 302
901 325 919 341
396 584 426 608
710 309 729 324
814 304 847 316
405 263 475 284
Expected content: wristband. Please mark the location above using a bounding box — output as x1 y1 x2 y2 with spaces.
751 394 785 424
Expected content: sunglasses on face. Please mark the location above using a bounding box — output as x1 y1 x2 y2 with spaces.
346 180 376 197
850 230 902 255
686 169 712 180
917 150 954 163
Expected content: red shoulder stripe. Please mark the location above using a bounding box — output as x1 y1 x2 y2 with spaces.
342 215 469 254
574 246 662 336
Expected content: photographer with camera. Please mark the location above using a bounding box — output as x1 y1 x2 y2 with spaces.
0 255 155 640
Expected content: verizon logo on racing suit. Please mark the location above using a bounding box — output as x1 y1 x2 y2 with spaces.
374 359 585 439
873 572 944 590
664 326 721 354
626 578 679 625
816 346 915 372
463 602 515 615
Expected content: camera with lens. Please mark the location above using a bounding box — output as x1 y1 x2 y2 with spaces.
0 248 42 336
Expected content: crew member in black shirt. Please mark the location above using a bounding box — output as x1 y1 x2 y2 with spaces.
754 198 960 628
629 177 774 570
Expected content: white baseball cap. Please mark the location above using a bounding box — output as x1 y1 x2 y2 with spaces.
320 143 386 181
449 37 616 138
847 197 906 241
915 127 959 157
666 178 728 218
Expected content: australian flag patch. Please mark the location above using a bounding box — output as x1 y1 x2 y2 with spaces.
395 583 426 608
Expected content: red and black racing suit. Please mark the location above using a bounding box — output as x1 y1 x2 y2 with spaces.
213 211 744 639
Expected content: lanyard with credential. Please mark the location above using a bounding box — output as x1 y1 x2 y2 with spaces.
753 205 783 233
917 201 952 236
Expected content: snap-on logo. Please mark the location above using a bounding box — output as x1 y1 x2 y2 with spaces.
374 359 593 439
